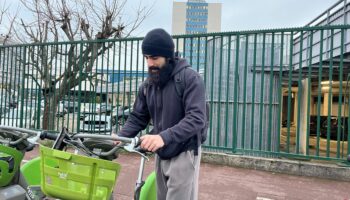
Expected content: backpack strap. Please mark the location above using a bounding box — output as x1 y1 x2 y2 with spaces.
174 66 189 99
174 65 202 155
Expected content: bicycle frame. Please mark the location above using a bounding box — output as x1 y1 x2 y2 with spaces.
0 126 44 200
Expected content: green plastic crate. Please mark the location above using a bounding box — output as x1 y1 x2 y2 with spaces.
0 145 23 187
40 145 121 200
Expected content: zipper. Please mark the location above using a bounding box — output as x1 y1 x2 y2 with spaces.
156 86 162 130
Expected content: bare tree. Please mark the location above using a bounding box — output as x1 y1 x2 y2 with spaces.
0 1 17 45
4 0 152 130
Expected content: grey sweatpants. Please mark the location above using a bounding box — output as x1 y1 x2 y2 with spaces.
155 148 201 200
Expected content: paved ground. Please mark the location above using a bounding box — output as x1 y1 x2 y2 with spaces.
24 147 350 200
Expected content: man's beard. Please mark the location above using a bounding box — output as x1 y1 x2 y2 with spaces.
148 66 161 83
148 61 174 88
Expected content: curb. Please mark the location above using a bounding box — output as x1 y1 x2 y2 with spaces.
201 152 350 182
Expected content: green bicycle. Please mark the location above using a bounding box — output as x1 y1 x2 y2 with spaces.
0 126 156 200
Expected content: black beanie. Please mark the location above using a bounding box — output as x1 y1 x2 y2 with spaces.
142 28 175 58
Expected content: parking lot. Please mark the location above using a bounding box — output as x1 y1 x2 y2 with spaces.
53 104 130 134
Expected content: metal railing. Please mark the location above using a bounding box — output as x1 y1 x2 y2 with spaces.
0 24 350 161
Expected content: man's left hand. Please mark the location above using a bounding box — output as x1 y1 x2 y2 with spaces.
140 135 165 152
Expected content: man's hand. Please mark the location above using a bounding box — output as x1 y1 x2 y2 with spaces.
111 132 122 145
140 135 165 152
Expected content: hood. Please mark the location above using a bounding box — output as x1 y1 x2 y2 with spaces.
171 58 191 77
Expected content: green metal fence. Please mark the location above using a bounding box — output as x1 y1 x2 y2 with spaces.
0 25 349 161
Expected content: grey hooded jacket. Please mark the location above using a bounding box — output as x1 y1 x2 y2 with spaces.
118 58 206 159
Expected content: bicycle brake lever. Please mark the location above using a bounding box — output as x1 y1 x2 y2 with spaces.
130 149 149 161
27 132 41 144
123 138 149 161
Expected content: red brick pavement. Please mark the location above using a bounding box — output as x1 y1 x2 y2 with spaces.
23 146 350 200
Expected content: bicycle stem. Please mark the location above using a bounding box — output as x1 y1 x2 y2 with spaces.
136 156 146 186
134 156 146 200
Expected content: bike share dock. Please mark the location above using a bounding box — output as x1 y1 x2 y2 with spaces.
23 147 350 200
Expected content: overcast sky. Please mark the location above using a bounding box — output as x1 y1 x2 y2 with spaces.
133 0 341 36
5 0 342 37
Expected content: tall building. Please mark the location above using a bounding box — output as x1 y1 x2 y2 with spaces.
172 0 222 69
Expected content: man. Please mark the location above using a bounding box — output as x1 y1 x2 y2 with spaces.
117 28 206 200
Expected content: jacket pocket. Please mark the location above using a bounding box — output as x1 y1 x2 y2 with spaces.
157 142 185 160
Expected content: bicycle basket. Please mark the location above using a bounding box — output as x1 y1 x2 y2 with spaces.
0 145 23 187
40 145 121 200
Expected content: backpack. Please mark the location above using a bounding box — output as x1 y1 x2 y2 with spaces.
143 65 209 144
174 66 209 144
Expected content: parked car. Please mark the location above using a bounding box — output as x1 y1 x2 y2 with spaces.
80 114 112 133
96 103 113 115
56 101 68 117
320 116 348 141
112 105 129 115
62 100 79 113
0 107 35 128
80 103 97 120
80 111 97 120
111 106 131 126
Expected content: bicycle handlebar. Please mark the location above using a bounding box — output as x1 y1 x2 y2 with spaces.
69 134 142 158
39 131 137 144
0 125 43 152
0 125 148 160
39 128 145 160
0 125 40 136
72 134 137 143
40 131 58 141
0 125 41 146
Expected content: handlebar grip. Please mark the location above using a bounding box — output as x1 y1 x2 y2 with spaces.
40 131 58 140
